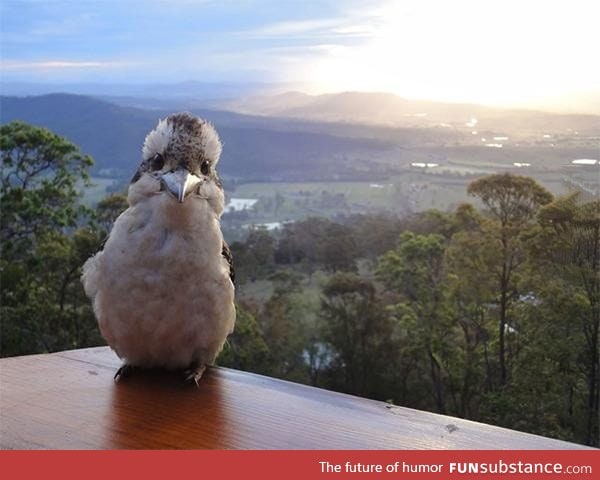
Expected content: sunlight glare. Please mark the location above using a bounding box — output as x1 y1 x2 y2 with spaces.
307 0 600 108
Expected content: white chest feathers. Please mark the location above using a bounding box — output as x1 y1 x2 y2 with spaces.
82 192 235 369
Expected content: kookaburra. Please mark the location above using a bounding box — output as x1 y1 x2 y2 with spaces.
82 112 235 384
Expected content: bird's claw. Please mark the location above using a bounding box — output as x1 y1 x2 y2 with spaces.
185 364 207 387
114 364 135 382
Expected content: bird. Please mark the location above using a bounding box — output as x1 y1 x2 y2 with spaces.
82 112 235 385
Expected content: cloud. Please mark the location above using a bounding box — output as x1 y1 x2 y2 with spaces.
1 60 135 70
241 18 345 37
238 12 380 41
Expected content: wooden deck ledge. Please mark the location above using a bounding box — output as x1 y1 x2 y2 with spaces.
0 347 589 450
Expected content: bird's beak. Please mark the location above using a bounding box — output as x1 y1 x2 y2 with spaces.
160 168 201 203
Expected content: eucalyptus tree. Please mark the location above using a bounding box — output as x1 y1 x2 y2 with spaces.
467 173 553 386
1 122 99 355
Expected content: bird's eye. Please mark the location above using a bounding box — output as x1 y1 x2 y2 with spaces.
200 160 210 175
151 153 165 171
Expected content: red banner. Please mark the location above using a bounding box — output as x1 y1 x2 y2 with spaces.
1 450 598 480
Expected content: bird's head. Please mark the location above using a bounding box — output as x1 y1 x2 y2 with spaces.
134 112 223 204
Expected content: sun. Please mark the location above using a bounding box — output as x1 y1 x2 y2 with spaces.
305 0 600 108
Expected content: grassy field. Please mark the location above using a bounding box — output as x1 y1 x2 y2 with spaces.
235 181 396 209
232 172 475 218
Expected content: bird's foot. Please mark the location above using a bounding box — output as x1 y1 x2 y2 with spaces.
114 364 136 382
184 364 207 387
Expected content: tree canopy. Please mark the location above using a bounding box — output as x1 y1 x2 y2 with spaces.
1 121 93 255
1 125 596 448
1 122 101 356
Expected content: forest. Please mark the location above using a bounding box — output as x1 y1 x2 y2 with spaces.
1 121 598 447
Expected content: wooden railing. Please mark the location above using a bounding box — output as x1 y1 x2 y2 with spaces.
0 347 590 449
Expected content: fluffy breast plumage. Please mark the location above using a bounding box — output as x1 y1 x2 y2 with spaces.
82 194 235 369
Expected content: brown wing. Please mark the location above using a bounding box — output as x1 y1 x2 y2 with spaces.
222 241 235 285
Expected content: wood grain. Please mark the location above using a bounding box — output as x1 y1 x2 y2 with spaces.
0 347 590 449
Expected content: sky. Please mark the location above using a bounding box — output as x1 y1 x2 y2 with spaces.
1 0 600 111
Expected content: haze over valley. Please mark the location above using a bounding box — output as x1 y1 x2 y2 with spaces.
1 88 597 238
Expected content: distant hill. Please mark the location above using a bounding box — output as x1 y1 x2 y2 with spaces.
2 93 596 188
0 94 399 180
0 80 277 101
218 91 600 136
220 91 487 125
0 94 154 175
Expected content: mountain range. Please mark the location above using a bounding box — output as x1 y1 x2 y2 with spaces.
218 91 600 135
1 91 598 185
0 94 400 181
